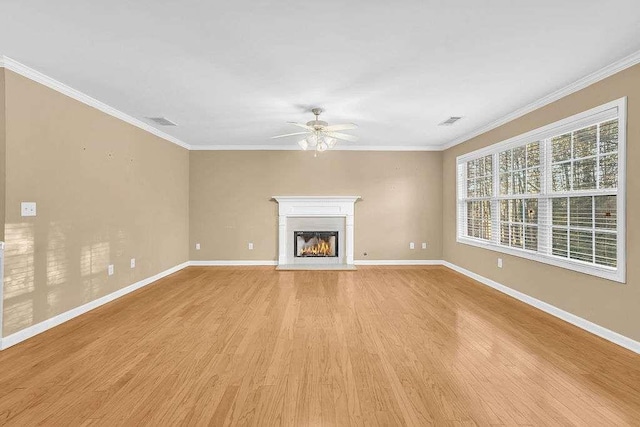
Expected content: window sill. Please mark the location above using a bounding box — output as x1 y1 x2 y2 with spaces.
456 236 625 283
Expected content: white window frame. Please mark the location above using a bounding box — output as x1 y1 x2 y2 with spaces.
456 98 626 283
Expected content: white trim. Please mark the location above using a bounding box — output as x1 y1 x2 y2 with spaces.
3 49 639 153
0 54 446 154
0 57 439 153
272 196 361 202
353 259 443 266
189 144 441 151
456 98 624 162
456 98 626 283
0 261 190 350
182 47 640 152
616 98 628 284
441 261 640 355
189 260 277 266
442 49 640 150
2 258 638 356
190 259 441 266
273 196 360 266
457 237 621 282
0 56 190 150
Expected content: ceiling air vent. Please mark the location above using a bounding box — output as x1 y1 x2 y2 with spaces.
438 116 463 126
147 117 177 126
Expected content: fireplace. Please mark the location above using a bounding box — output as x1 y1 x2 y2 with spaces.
294 231 338 258
273 196 360 268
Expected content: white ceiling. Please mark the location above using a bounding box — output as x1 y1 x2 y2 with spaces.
1 1 640 149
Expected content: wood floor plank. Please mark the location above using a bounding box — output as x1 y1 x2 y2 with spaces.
0 266 639 425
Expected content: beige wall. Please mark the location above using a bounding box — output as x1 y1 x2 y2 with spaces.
2 70 190 336
190 151 442 261
4 59 638 344
443 64 640 342
0 68 6 241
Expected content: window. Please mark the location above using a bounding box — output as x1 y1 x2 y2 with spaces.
465 155 493 240
457 98 626 282
498 142 541 251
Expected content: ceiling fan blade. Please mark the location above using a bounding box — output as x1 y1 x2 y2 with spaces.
270 131 310 139
323 123 358 131
324 131 358 142
287 122 315 131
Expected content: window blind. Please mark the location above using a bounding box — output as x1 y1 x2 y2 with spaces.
456 99 625 283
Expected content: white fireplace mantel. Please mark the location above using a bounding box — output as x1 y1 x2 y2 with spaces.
273 196 360 266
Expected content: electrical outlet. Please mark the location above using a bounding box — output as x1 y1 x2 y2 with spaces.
108 264 114 276
195 243 201 250
248 242 254 250
409 242 415 249
130 258 136 268
422 242 427 249
21 202 37 217
497 258 503 268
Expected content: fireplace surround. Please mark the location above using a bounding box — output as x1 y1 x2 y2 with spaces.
273 196 360 269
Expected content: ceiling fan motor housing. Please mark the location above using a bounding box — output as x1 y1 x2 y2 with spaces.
307 120 328 129
308 108 327 129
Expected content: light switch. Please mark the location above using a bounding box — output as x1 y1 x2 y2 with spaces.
130 258 136 268
21 202 37 217
108 264 114 276
498 258 503 268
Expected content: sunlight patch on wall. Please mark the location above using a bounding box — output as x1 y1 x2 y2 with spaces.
4 298 33 333
80 242 110 276
80 241 110 302
114 229 127 258
46 222 69 287
4 223 35 299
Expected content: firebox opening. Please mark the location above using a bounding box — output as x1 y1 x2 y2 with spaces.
295 231 338 258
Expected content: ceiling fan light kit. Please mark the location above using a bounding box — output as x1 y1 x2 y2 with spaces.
272 108 358 155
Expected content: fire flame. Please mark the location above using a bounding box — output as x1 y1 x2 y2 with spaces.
300 238 332 256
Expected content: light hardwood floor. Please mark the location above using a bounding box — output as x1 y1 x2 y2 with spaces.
1 266 639 425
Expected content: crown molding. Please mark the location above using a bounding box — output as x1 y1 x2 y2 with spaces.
188 144 441 151
440 48 640 151
4 49 639 153
0 55 191 150
0 57 437 153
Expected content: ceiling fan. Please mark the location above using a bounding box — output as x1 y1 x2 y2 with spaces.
271 108 358 155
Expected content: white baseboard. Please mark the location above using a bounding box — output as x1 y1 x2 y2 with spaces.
190 260 442 266
189 260 277 266
441 261 640 355
0 261 190 350
3 259 638 356
354 259 444 266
